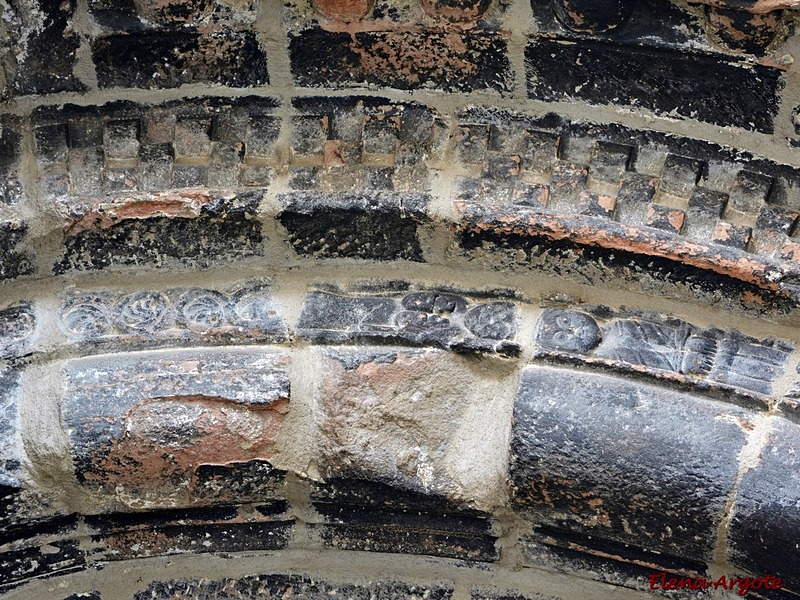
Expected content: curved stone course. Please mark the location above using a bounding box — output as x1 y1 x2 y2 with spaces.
3 0 800 598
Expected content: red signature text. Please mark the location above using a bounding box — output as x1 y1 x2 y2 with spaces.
649 572 782 596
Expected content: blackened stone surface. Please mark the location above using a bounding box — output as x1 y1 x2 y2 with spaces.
0 304 36 360
93 30 267 89
135 574 453 599
0 539 85 591
519 529 710 598
63 593 101 600
312 478 498 562
0 121 23 204
88 504 292 560
533 307 792 406
0 222 34 281
525 37 782 133
298 290 519 355
0 369 22 491
55 193 262 273
63 349 290 508
11 0 86 95
510 366 749 562
289 27 511 93
278 193 428 261
729 417 800 592
551 0 633 33
59 281 286 352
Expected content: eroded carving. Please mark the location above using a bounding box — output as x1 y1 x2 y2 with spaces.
535 308 792 403
298 289 520 355
60 281 286 349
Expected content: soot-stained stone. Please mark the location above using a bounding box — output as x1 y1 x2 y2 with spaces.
0 539 85 591
0 369 22 492
313 348 512 509
729 417 800 591
711 221 752 250
588 141 632 184
688 187 727 219
729 170 773 213
88 504 292 560
135 574 454 600
10 0 86 95
0 122 23 204
660 154 704 198
289 27 511 93
0 303 36 360
63 349 290 509
59 280 287 352
92 30 268 89
55 192 263 273
277 192 428 261
518 528 710 598
705 7 781 55
533 307 792 405
525 37 782 133
312 478 498 562
0 221 34 281
551 0 634 33
510 366 749 562
756 205 799 235
456 203 799 313
298 290 519 355
646 204 685 233
471 590 562 600
62 593 101 600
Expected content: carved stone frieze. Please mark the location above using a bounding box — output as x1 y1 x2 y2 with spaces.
59 281 286 351
534 307 793 405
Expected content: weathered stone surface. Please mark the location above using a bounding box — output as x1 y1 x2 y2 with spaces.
0 221 34 281
278 192 428 261
59 281 285 352
457 203 800 312
525 37 782 132
533 307 792 405
7 0 86 95
33 97 281 199
510 366 749 563
705 6 781 54
88 502 292 560
313 347 511 507
299 289 519 355
312 478 498 561
729 417 800 592
0 304 36 360
519 530 710 598
0 120 23 204
55 192 263 273
93 30 267 89
551 0 634 33
135 574 453 599
0 368 22 498
62 593 101 600
63 349 290 509
0 538 85 591
289 25 511 92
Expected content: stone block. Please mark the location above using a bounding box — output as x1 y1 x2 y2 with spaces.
0 122 23 205
0 369 22 492
312 478 498 561
659 154 704 198
728 170 773 214
88 503 292 560
56 191 263 273
756 205 799 235
0 221 34 281
10 0 86 95
614 173 657 224
589 141 632 184
63 349 290 509
729 417 800 591
526 37 782 133
533 307 792 404
510 366 750 562
646 204 685 233
59 281 286 352
277 192 428 261
299 289 519 355
312 347 511 507
92 30 268 89
711 221 752 250
134 574 454 600
289 27 511 93
0 303 36 360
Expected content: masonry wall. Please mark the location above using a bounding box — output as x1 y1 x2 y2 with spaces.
2 1 800 598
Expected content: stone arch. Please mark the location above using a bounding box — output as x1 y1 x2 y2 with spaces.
1 0 800 598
